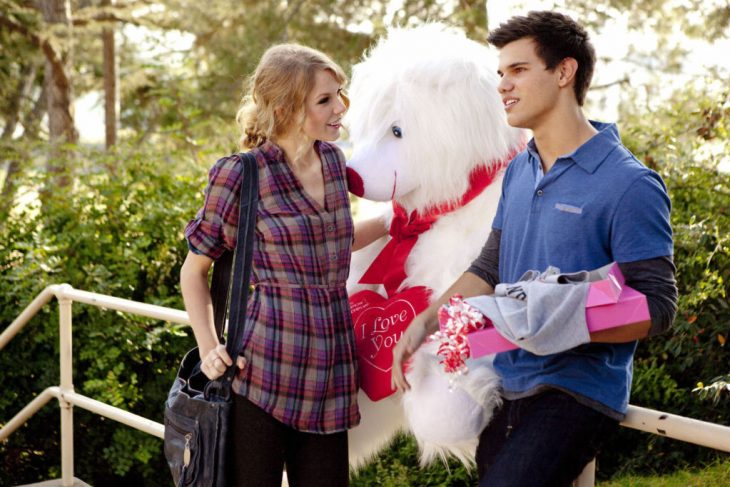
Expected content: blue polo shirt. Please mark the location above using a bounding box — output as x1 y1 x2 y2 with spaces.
492 121 673 418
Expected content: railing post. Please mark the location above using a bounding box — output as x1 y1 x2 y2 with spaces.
58 292 75 487
573 459 596 486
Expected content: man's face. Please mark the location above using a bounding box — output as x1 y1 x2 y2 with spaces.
497 37 561 131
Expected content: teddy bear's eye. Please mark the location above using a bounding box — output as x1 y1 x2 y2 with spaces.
391 125 403 138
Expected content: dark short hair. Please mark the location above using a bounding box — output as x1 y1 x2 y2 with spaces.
487 11 595 106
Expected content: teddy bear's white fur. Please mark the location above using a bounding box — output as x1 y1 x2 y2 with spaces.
344 24 525 468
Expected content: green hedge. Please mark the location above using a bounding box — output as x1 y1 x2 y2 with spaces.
0 142 208 486
595 87 730 478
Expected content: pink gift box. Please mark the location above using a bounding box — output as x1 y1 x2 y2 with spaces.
467 326 519 357
584 262 650 332
465 262 650 358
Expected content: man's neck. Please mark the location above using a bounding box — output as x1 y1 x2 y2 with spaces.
532 106 598 173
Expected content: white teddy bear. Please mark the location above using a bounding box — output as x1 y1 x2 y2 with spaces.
344 24 525 468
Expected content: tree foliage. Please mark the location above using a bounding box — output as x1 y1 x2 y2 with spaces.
0 142 204 486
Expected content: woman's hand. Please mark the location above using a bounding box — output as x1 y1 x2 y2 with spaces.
200 343 247 380
391 313 431 392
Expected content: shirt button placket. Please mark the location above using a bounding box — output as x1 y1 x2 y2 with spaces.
323 216 338 280
532 188 545 214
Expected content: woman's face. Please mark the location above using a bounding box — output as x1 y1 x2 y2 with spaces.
301 69 347 142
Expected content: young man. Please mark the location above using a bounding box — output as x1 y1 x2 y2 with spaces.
392 11 678 486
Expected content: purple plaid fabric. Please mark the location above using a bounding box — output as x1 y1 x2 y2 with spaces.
185 140 359 433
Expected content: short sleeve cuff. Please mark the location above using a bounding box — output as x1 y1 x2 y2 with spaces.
184 217 226 260
614 245 674 263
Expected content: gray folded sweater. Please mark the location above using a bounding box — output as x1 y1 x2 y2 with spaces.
465 267 591 356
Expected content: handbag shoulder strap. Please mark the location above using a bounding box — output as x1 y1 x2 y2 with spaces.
209 151 259 393
226 152 259 357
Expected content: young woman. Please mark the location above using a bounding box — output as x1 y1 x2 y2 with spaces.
180 44 382 487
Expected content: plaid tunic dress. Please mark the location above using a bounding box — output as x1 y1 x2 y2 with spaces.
184 140 360 433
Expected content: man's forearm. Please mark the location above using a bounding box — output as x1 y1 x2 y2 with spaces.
590 256 677 343
590 319 651 342
421 271 494 334
619 256 678 337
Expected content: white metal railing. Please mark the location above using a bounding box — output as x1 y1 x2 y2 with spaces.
1 284 729 487
0 284 187 486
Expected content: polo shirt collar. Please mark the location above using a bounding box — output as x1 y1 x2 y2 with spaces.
525 121 621 174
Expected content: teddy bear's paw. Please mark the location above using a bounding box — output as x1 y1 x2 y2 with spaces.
403 346 501 467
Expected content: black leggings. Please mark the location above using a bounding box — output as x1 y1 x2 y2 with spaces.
229 393 349 487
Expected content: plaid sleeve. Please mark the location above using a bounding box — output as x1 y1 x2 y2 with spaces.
184 154 243 260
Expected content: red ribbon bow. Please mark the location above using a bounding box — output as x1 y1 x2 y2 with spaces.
359 160 510 297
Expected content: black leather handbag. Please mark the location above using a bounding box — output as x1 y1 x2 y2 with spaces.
164 152 258 487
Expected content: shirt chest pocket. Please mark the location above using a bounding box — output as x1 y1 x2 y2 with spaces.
543 201 590 251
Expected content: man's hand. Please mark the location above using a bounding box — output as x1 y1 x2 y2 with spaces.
391 314 431 391
391 272 495 391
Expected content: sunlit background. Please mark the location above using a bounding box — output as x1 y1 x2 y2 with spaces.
74 1 730 144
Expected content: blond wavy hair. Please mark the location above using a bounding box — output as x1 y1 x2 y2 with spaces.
236 44 349 149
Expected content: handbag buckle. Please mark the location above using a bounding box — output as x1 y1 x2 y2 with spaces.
203 375 232 401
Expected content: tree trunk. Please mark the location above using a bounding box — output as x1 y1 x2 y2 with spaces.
102 0 118 148
22 83 48 140
40 0 77 185
2 62 38 140
0 61 39 209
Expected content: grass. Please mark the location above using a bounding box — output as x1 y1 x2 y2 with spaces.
598 459 730 487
